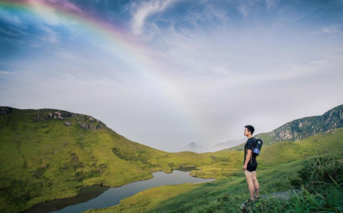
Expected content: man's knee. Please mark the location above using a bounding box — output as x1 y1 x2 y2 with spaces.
252 178 259 189
252 172 258 182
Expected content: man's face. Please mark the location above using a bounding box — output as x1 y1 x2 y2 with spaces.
244 128 250 136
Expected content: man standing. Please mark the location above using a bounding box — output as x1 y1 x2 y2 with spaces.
243 125 260 205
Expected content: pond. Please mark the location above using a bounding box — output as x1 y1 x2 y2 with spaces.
24 169 214 213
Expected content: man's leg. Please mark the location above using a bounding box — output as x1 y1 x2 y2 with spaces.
252 171 260 198
244 170 255 201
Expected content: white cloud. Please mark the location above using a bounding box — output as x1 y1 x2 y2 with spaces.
204 4 228 22
0 8 22 25
27 0 82 26
8 26 28 35
321 26 338 34
30 25 60 47
130 0 178 35
181 3 229 29
266 0 277 9
225 59 330 84
236 0 259 18
60 0 83 13
0 71 15 75
238 4 249 18
27 0 61 25
0 28 20 37
0 37 24 44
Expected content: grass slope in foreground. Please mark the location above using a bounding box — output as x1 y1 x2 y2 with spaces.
86 127 343 213
0 107 226 213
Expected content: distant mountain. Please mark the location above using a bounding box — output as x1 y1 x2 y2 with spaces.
228 104 343 151
186 142 202 149
212 138 246 149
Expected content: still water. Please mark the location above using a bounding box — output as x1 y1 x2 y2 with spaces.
24 169 214 213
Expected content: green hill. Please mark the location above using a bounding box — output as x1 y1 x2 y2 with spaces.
0 107 220 213
227 104 343 151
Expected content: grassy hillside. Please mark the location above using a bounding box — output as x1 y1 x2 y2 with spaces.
227 104 343 151
190 128 341 179
85 127 343 213
0 107 220 213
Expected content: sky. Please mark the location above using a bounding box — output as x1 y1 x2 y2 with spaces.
0 0 343 152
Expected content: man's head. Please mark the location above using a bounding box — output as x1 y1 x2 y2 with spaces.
244 125 255 137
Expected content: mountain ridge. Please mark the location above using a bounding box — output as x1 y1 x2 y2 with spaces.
0 106 107 131
227 104 343 151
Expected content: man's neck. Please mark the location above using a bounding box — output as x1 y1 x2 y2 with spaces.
247 135 253 139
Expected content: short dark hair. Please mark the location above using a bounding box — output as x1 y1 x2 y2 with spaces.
245 125 255 134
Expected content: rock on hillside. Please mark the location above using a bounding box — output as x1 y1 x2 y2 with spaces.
228 104 343 151
0 107 12 116
0 107 106 130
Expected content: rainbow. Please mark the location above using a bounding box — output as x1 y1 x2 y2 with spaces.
0 0 147 65
0 0 214 141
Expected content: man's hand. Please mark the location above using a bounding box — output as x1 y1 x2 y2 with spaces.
243 164 247 170
243 149 252 171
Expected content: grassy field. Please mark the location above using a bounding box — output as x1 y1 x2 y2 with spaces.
84 128 343 213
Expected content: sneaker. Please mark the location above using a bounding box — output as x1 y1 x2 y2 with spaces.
254 196 261 202
243 199 255 206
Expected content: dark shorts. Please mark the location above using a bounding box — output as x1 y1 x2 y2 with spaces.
247 163 257 172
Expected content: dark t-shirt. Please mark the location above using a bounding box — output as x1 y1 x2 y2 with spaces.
243 137 257 166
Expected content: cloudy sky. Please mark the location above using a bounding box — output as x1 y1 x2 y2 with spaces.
1 0 343 152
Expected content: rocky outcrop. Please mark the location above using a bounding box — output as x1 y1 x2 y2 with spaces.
47 111 72 120
31 109 72 121
33 109 106 130
74 114 105 130
256 104 343 146
78 122 103 130
0 107 12 115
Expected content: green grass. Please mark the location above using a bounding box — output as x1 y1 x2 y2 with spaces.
85 153 343 213
253 154 343 212
84 128 343 213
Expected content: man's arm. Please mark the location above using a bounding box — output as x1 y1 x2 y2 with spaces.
243 149 252 170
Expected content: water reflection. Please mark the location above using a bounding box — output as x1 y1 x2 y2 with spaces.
24 169 214 213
